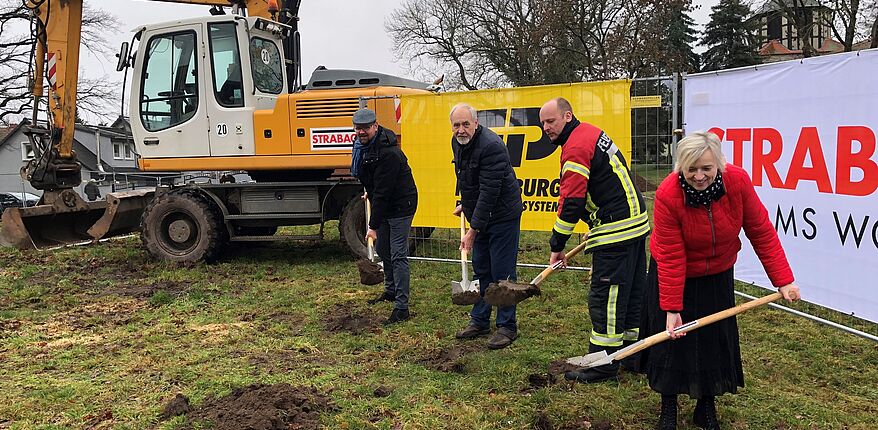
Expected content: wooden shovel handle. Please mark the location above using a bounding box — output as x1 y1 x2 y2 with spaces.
365 197 374 259
459 214 468 261
530 237 589 286
615 291 783 361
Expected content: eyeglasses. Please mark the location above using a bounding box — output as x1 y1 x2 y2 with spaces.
354 123 376 131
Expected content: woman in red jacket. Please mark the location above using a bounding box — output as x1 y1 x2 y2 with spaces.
646 132 800 430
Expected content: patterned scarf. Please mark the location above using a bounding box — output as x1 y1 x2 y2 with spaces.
679 170 725 207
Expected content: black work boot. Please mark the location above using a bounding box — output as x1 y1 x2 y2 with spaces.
486 327 518 349
565 344 620 383
564 362 619 383
383 308 410 325
367 291 395 305
455 323 490 339
693 396 720 430
656 395 677 430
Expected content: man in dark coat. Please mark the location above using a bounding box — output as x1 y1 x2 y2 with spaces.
351 108 418 325
449 103 524 349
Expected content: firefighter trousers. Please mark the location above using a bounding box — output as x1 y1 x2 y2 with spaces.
587 237 647 350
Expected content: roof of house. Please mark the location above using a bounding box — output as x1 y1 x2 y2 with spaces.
753 0 829 16
757 38 853 56
0 121 28 148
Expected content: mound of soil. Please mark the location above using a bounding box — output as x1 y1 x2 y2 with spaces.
171 383 335 430
321 303 382 334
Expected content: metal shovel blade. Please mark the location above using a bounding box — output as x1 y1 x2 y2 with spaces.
566 351 611 368
451 279 480 305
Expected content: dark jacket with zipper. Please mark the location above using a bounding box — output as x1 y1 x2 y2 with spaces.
356 126 418 230
451 125 522 231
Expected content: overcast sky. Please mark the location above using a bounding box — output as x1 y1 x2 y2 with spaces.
85 0 722 77
77 0 720 121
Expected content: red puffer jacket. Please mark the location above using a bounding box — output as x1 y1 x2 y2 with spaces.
650 164 794 311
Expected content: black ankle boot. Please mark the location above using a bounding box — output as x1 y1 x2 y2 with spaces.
656 395 677 430
693 396 720 430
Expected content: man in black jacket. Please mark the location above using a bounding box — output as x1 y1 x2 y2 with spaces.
351 108 419 324
449 103 524 349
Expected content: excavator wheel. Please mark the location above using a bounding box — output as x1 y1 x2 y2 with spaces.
140 189 226 263
337 197 434 258
338 197 368 259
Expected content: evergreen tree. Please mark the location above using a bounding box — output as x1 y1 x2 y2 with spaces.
661 2 701 73
700 0 760 71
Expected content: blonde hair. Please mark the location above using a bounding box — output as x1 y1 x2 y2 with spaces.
674 132 727 173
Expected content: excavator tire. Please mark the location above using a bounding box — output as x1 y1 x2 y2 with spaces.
140 189 226 263
337 197 434 258
338 196 368 259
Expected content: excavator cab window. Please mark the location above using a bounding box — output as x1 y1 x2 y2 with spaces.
209 23 245 108
140 31 198 131
249 37 283 94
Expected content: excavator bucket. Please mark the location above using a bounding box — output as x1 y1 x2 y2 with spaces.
0 188 154 249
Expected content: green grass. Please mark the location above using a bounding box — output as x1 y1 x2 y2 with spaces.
1 228 876 429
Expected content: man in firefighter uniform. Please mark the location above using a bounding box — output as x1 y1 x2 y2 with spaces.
540 97 650 383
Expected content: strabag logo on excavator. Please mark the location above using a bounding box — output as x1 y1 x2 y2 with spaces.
310 127 356 151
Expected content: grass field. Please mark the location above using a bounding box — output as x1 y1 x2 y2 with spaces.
1 226 877 429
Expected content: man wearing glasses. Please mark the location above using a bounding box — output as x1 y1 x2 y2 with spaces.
351 108 419 325
449 103 524 349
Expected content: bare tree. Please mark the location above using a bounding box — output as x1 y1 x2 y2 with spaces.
823 0 878 50
0 0 120 124
387 0 694 89
768 0 826 57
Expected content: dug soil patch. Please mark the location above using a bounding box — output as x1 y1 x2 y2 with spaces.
525 359 581 390
418 344 485 373
170 383 335 430
321 302 382 334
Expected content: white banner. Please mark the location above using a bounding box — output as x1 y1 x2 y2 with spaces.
685 50 878 324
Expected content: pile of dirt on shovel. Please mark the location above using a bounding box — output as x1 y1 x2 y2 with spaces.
484 280 541 306
451 290 481 305
163 383 336 430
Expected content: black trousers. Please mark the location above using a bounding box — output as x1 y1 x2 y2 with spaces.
587 237 647 350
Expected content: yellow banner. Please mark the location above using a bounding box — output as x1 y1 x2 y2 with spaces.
402 80 632 231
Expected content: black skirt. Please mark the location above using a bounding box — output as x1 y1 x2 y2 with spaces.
642 259 744 398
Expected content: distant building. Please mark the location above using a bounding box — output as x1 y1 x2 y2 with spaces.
0 117 180 199
751 0 872 63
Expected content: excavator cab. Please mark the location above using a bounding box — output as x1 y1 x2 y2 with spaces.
0 2 292 250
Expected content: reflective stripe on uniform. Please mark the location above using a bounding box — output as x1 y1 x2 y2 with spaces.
586 222 651 250
562 160 590 179
584 213 650 251
608 154 641 218
606 284 619 337
590 330 624 347
623 328 639 342
589 211 649 237
553 217 576 235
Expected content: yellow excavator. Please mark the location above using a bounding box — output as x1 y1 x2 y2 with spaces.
1 0 432 261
